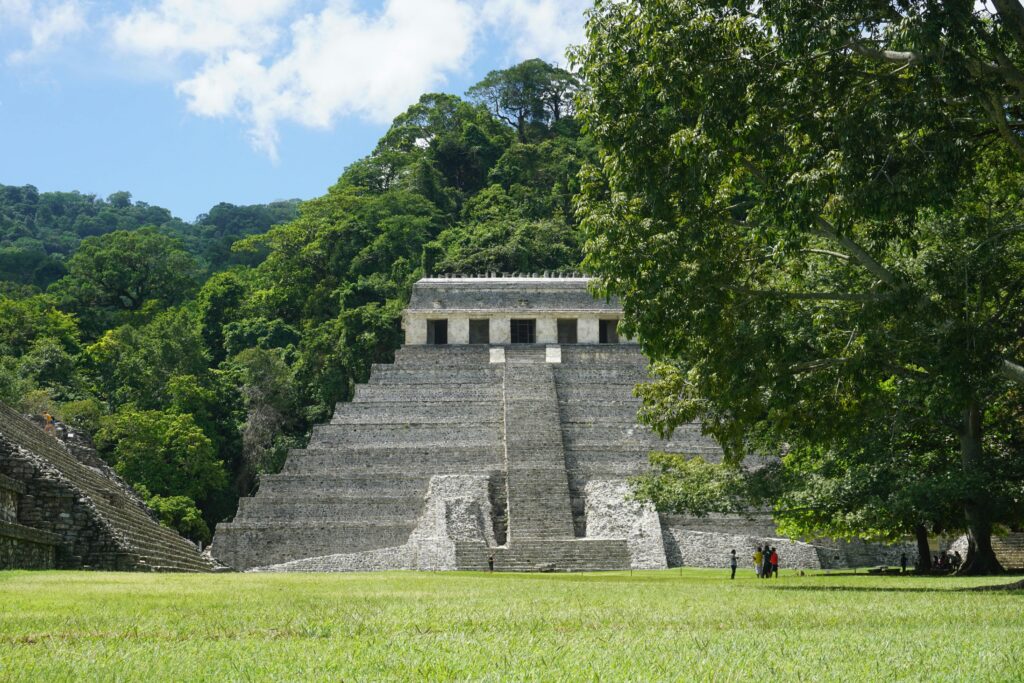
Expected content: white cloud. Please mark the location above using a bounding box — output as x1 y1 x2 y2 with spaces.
0 0 33 23
480 0 590 65
108 0 588 159
112 0 297 58
2 0 87 64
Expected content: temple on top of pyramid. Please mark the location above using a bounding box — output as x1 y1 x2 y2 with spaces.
403 275 628 346
210 276 909 572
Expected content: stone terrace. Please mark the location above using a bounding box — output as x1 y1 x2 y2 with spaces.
213 341 706 572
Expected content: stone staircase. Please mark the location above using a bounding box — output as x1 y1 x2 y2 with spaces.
0 403 212 571
502 352 575 540
213 346 506 570
456 539 631 572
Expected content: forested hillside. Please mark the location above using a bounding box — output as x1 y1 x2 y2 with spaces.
0 186 300 288
0 59 588 541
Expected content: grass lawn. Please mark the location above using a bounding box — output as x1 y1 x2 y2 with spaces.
1 568 1021 682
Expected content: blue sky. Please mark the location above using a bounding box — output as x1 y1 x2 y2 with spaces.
0 0 590 220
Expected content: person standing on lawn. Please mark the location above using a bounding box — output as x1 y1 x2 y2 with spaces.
770 547 779 578
762 545 773 579
730 549 737 579
753 546 763 578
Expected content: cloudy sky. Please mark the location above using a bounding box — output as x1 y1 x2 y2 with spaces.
0 0 590 219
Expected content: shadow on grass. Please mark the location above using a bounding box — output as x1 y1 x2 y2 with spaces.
765 584 964 594
766 580 1024 594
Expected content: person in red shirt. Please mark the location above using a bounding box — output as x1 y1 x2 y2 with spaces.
770 548 779 578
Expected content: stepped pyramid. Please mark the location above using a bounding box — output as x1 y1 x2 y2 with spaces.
213 277 909 572
0 403 212 571
213 277 725 572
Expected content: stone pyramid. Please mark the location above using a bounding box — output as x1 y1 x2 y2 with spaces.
212 278 723 572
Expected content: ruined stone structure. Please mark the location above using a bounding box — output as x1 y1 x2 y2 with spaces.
213 276 912 572
0 403 212 571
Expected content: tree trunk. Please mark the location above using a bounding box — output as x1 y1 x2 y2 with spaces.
958 399 1005 575
914 524 931 573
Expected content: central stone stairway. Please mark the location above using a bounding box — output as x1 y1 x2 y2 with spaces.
481 348 629 572
502 352 575 540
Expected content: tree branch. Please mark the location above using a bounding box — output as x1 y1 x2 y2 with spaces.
813 217 899 287
992 0 1024 51
803 248 851 261
789 359 848 374
1001 358 1024 385
730 286 880 302
848 42 921 65
739 158 900 287
981 93 1024 164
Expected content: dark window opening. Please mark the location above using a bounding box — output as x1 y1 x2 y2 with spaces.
557 319 578 344
599 319 619 344
510 319 536 344
469 319 490 344
427 319 448 345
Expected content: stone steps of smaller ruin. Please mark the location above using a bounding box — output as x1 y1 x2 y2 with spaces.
331 401 499 425
353 384 502 402
212 520 416 569
1 404 211 571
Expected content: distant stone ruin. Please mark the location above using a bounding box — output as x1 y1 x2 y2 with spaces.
213 276 910 572
0 403 212 571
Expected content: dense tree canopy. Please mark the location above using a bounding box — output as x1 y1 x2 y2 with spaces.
575 0 1024 573
0 185 299 288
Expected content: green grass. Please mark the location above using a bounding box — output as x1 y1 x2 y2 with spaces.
1 569 1021 682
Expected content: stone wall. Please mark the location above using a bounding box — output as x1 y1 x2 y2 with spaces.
1 520 57 569
583 479 666 569
662 528 824 570
0 473 21 523
949 533 1024 570
253 474 493 572
1 466 59 569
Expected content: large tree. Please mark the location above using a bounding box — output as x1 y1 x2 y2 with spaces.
575 0 1024 573
468 59 579 142
51 227 199 335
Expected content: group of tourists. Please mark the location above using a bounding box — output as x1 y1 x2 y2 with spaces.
898 550 963 573
753 545 779 578
932 550 963 572
728 546 779 579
